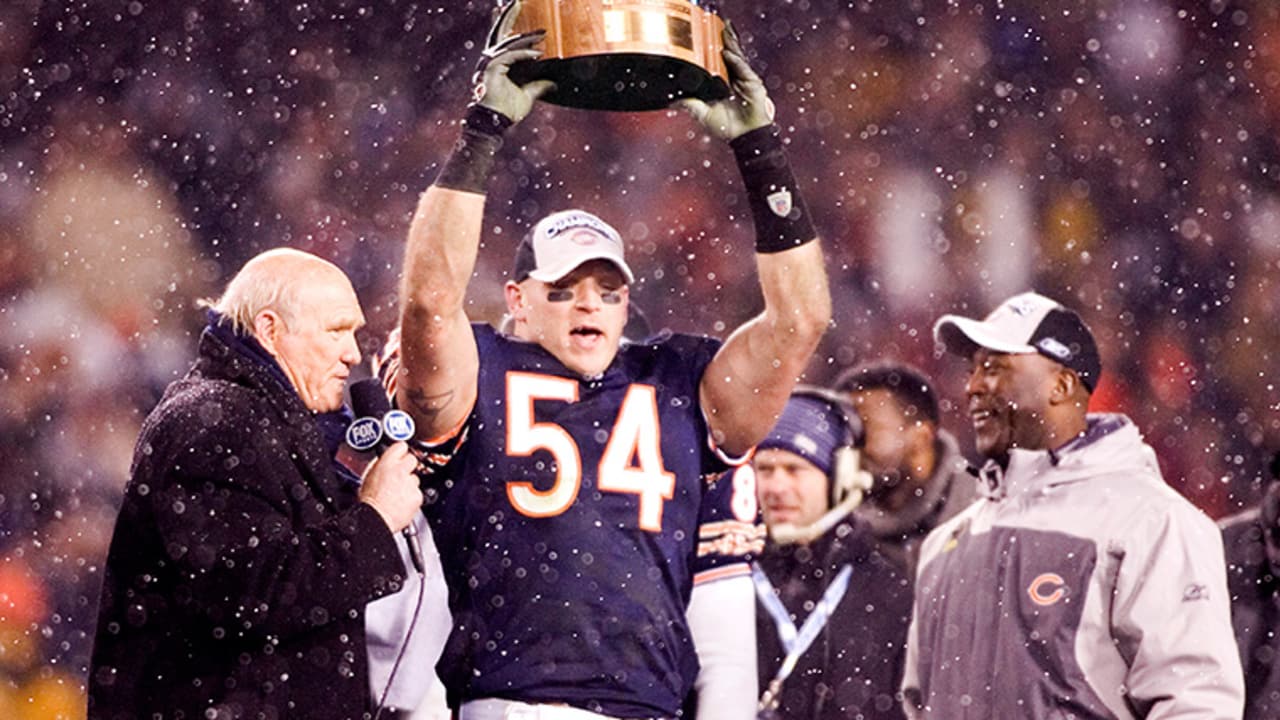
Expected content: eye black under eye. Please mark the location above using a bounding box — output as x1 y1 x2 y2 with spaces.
601 292 622 305
547 289 573 302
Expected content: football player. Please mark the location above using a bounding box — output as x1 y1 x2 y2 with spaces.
389 7 831 719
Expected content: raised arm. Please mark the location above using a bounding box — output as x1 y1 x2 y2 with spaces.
702 242 829 456
397 3 553 440
685 26 832 456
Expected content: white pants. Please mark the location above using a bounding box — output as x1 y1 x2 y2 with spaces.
459 698 665 720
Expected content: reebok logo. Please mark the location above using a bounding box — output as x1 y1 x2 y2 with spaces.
1183 583 1209 602
1036 337 1072 360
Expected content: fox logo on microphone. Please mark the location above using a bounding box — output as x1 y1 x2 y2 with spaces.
346 417 383 452
383 410 415 442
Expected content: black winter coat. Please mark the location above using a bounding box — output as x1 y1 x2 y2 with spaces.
88 326 407 720
755 518 911 720
1221 508 1280 720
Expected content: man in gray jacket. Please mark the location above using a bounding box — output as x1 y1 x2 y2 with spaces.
903 291 1244 719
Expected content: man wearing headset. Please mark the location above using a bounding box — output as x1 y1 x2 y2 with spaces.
748 388 911 720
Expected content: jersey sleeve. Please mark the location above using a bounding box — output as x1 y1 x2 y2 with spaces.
654 332 749 476
692 466 765 585
646 333 761 584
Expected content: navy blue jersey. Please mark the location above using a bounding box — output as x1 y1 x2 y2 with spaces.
379 324 754 718
693 468 765 583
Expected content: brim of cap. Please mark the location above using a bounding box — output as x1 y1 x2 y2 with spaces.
526 251 636 285
933 315 1037 358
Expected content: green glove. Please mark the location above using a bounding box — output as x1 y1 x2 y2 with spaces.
471 0 556 124
680 23 776 141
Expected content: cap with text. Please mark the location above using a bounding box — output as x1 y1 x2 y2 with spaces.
933 291 1102 391
512 209 635 284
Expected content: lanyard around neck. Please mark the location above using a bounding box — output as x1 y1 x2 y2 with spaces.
751 561 853 701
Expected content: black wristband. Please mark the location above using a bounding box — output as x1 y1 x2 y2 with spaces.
731 125 816 254
435 105 514 194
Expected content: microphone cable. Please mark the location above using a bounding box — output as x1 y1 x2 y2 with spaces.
372 527 429 720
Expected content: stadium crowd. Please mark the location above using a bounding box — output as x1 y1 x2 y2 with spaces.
2 0 1279 715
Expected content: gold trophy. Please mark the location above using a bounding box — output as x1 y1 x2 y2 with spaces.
503 0 731 111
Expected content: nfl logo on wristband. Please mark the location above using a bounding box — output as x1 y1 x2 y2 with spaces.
767 188 793 217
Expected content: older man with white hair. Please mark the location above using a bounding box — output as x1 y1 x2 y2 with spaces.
88 248 425 720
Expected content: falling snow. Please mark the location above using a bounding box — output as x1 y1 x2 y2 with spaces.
2 0 1279 717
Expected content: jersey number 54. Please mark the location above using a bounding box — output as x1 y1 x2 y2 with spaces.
504 372 676 532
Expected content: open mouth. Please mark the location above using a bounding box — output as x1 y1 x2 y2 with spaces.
570 326 604 343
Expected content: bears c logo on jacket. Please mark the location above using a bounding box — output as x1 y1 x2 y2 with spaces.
1027 572 1067 606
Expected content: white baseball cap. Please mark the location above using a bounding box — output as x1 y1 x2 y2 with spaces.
933 291 1102 391
512 209 635 284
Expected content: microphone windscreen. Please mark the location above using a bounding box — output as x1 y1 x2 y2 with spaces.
350 377 393 418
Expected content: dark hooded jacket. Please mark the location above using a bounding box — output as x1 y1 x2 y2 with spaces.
755 517 911 720
88 319 406 720
1221 507 1280 720
853 429 977 579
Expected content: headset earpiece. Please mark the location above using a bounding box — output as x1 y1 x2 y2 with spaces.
829 445 857 505
833 445 874 507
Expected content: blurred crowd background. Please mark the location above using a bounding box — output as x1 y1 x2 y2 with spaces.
3 0 1279 716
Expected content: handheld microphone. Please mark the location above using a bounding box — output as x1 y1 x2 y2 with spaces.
347 377 425 575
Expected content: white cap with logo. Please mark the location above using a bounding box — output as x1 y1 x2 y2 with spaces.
512 209 635 284
933 291 1102 391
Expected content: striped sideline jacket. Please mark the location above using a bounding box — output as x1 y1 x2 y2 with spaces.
903 413 1244 719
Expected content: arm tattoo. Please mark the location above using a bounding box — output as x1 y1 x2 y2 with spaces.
406 387 456 422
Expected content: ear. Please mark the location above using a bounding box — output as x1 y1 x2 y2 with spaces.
253 310 285 358
1049 367 1081 406
908 418 936 448
504 281 527 320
